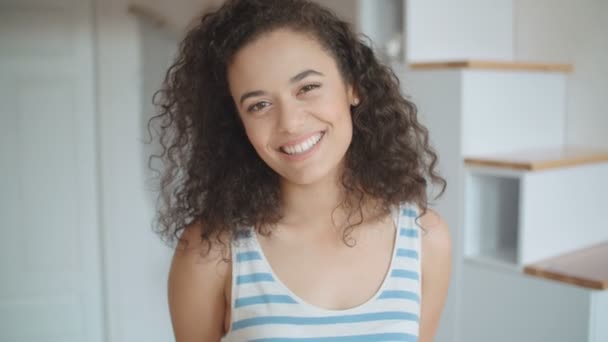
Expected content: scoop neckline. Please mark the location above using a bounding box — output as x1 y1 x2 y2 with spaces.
250 203 402 314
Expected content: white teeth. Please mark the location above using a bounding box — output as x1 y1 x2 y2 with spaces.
281 132 323 155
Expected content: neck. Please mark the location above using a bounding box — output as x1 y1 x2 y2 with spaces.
278 167 384 231
279 169 344 230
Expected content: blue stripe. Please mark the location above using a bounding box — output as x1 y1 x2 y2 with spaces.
400 228 419 238
391 269 420 281
236 251 262 262
397 248 419 260
236 273 274 284
251 333 418 341
378 290 420 303
235 295 297 308
232 311 418 331
402 208 417 218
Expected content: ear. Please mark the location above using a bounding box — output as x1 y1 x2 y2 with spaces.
347 84 359 106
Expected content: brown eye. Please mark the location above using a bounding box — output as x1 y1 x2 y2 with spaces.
248 101 270 113
298 83 320 95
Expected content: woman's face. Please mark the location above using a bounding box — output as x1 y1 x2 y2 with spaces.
227 28 357 186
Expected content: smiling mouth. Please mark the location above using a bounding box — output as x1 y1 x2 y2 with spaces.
279 131 325 155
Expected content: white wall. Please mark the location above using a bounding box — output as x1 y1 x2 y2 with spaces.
96 0 221 340
96 1 173 341
1 1 104 341
131 0 223 32
514 0 608 148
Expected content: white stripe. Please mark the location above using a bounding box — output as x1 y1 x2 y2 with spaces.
232 299 420 320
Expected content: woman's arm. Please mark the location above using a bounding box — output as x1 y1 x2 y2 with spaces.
167 224 230 342
418 209 453 342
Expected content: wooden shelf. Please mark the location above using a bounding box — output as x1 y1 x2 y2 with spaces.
523 241 608 290
464 146 608 171
410 60 573 73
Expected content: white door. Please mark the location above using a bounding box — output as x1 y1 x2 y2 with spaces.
0 0 104 341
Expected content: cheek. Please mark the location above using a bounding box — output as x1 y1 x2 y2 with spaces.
328 102 353 129
334 106 354 145
243 121 272 153
319 88 353 123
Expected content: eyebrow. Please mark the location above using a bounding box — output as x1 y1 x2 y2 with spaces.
289 69 324 83
238 69 325 105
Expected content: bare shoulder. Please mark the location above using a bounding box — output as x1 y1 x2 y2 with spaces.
419 208 452 255
418 208 453 342
167 222 231 341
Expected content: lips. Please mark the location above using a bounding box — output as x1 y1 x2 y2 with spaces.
278 130 326 155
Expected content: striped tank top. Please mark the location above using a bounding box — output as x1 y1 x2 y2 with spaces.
221 202 422 341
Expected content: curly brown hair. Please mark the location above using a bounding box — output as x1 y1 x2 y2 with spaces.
148 0 446 250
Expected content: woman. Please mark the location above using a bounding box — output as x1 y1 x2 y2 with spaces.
150 0 452 340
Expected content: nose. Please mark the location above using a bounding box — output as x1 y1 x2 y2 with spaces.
276 99 306 134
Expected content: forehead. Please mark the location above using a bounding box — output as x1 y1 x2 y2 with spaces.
227 29 339 89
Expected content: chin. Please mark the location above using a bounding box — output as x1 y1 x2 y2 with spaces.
280 163 341 187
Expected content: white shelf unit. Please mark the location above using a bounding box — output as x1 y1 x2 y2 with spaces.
398 44 565 342
464 163 608 269
405 61 608 341
464 171 520 267
465 160 608 269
